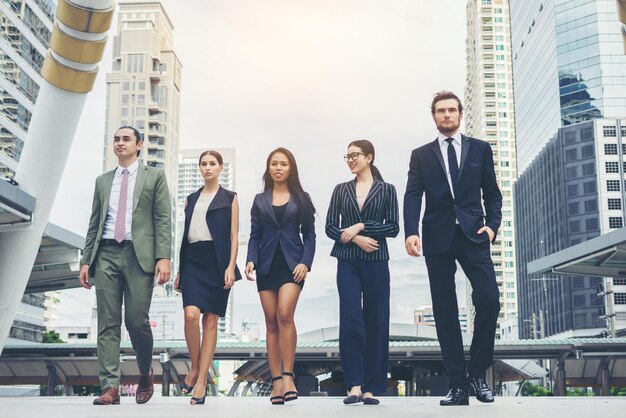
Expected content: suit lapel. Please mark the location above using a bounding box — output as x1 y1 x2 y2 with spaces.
133 165 147 212
261 190 280 226
458 135 471 179
207 187 230 212
282 196 298 225
347 181 361 216
100 169 115 219
431 139 447 177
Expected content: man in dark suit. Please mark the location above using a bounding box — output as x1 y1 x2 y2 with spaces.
403 91 502 406
79 126 171 405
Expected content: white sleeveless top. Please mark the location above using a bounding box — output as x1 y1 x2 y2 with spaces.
187 192 216 243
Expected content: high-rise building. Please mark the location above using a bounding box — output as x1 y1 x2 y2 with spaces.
176 148 237 334
465 0 518 338
103 0 181 192
515 119 626 338
0 0 54 177
510 0 626 175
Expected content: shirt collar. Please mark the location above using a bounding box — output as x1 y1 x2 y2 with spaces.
437 131 463 147
116 159 139 175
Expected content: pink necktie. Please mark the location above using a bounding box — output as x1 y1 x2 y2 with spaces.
114 168 129 243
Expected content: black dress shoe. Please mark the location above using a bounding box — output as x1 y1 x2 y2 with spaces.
440 387 469 406
343 394 362 404
470 377 494 403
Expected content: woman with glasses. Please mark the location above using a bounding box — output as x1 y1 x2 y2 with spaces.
245 148 316 405
174 150 242 405
325 140 399 405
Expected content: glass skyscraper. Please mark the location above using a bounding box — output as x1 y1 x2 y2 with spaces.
511 0 626 174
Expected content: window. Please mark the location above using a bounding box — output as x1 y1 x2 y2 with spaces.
574 295 586 306
582 163 595 176
586 218 598 231
122 81 130 91
603 126 617 137
615 293 626 305
565 149 577 161
613 278 626 286
583 181 596 194
566 166 578 179
609 217 623 228
608 198 622 210
584 199 597 212
581 145 594 158
606 162 619 173
564 132 576 144
567 184 578 197
607 180 620 191
604 144 618 155
569 220 580 233
568 202 580 215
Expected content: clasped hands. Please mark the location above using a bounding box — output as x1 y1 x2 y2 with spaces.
341 223 379 253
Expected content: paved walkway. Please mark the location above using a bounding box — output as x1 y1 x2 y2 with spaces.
0 396 624 417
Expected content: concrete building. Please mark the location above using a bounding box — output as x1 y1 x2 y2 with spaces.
510 0 626 175
515 119 626 338
465 0 518 338
414 306 468 334
175 148 237 334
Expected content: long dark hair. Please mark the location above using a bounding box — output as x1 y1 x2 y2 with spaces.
348 139 384 181
262 147 315 224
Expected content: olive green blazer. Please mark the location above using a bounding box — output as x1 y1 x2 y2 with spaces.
81 165 172 275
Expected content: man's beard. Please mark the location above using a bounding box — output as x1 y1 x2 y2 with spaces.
437 122 459 134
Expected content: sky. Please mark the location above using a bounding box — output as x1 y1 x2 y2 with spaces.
49 0 469 336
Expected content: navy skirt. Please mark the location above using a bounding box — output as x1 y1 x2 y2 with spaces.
181 241 230 316
257 244 305 292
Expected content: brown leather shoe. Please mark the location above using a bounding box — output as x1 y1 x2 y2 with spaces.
93 387 120 405
136 372 154 404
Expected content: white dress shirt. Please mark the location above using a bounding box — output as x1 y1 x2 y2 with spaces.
102 160 139 240
438 131 462 224
188 192 216 243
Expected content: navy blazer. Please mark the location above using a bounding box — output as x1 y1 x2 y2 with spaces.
246 190 316 275
403 135 502 256
326 178 399 261
179 186 242 281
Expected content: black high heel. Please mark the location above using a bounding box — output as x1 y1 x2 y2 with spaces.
180 376 196 395
189 384 206 405
282 372 298 402
270 376 284 405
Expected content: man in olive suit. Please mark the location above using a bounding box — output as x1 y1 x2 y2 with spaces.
79 126 171 405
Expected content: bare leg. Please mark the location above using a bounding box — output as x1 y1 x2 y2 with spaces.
348 385 363 396
259 290 283 397
276 283 301 396
191 313 219 401
183 306 201 389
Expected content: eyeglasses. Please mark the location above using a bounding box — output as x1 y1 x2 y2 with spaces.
343 152 365 162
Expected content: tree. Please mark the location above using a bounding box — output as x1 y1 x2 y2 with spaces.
42 330 64 343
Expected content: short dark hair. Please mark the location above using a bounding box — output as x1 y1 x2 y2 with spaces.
116 125 142 157
198 150 223 165
431 91 463 114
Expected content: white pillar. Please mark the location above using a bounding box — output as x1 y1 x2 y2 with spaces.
0 0 115 354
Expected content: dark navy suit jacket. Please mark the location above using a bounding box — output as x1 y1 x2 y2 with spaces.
246 190 316 275
403 135 502 256
179 186 242 281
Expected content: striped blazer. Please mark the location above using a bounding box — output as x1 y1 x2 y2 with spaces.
325 178 399 260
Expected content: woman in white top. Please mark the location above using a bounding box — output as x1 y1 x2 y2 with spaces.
174 150 241 404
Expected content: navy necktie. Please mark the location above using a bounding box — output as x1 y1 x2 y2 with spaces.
445 137 459 194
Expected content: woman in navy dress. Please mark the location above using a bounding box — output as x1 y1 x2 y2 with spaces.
245 147 316 405
174 150 242 405
325 140 399 405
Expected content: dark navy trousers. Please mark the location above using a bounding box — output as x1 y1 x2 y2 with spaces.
425 225 500 389
337 259 390 395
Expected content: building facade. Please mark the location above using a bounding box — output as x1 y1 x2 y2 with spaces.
176 148 236 334
465 0 518 338
0 0 54 177
510 0 626 175
515 119 626 338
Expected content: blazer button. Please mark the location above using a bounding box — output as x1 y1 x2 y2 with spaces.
277 229 282 234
